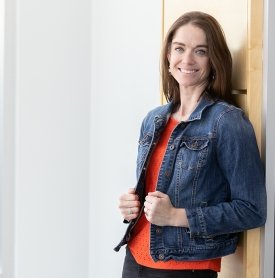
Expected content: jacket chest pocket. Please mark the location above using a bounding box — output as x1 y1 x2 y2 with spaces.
178 138 209 171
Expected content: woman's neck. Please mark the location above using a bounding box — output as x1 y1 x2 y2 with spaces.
173 88 205 122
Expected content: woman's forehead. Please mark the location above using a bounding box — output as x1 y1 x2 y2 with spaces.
172 24 207 45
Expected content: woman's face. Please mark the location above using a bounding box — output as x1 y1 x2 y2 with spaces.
167 23 211 91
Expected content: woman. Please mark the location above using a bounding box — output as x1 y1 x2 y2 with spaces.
114 11 266 278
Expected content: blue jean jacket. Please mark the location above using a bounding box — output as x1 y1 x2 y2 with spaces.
114 95 266 261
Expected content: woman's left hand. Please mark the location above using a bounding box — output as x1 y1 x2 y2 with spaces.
144 191 189 227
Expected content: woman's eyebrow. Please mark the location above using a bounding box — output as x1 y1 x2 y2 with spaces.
172 42 208 48
195 44 208 48
172 42 185 46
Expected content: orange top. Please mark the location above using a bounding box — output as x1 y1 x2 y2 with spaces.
128 117 221 272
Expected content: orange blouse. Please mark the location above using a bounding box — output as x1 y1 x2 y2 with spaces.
128 117 221 272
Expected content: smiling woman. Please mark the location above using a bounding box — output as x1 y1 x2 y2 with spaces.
115 11 266 278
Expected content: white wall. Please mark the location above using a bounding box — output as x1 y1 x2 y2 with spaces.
2 0 17 276
262 0 275 277
3 0 162 277
3 0 91 277
0 0 5 272
90 0 162 277
2 0 161 277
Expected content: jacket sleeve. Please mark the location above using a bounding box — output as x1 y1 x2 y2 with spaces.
186 108 267 237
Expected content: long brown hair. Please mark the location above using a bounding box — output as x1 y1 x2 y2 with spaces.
161 11 233 106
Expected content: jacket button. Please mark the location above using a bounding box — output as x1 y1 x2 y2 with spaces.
158 254 165 260
156 228 162 234
169 144 175 150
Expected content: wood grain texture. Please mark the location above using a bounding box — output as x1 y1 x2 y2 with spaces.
244 0 264 277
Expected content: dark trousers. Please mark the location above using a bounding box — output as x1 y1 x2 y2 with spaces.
122 248 218 278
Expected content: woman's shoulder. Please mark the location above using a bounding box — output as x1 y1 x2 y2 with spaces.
212 99 243 115
212 100 255 137
206 99 247 124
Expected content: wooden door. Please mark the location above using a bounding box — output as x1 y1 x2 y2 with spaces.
162 1 264 277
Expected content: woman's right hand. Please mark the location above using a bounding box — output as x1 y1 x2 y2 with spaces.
118 188 141 222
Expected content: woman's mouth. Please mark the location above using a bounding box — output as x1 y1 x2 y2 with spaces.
178 68 198 74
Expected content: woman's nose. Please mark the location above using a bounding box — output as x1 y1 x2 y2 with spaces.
182 50 195 64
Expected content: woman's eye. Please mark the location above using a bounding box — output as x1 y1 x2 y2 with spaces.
175 47 184 53
195 49 208 56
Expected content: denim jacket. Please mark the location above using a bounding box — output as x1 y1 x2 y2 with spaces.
114 94 267 261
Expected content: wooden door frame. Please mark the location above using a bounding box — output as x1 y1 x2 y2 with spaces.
245 0 264 276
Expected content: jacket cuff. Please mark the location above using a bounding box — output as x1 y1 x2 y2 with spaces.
186 207 208 237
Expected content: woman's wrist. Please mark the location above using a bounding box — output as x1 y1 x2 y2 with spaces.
170 208 189 227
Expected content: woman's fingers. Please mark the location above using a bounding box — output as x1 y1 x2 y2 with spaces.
127 188 136 194
122 206 139 216
121 205 140 221
118 188 141 221
143 191 174 226
119 191 139 203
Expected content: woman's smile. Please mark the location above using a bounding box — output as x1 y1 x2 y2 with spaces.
178 68 199 74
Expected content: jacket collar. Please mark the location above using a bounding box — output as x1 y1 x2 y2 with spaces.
188 94 215 121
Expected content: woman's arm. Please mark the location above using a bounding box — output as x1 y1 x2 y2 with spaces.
186 109 267 237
